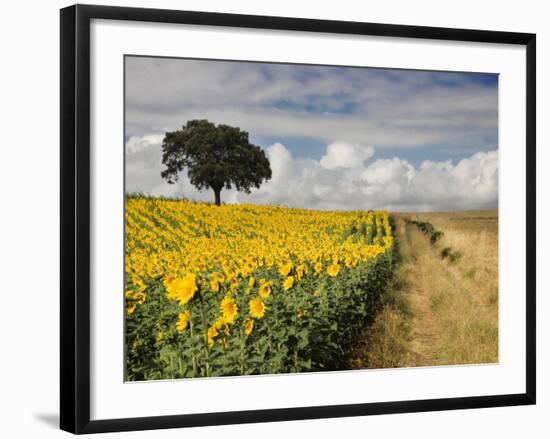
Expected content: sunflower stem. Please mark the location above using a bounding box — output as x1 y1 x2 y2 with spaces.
239 292 246 376
198 294 211 377
189 321 198 377
239 326 245 376
178 355 183 377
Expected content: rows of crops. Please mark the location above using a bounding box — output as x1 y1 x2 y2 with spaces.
125 196 394 380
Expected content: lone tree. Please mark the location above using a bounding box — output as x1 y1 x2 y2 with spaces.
161 120 272 206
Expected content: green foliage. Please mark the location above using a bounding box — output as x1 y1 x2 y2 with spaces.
408 219 462 264
406 219 444 244
448 250 462 263
126 252 394 380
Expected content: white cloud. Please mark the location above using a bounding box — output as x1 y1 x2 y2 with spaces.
125 134 164 154
125 135 498 212
320 142 374 169
355 151 498 211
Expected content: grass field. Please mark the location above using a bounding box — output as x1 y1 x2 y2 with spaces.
350 210 499 369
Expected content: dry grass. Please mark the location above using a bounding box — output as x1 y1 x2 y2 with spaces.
357 210 498 368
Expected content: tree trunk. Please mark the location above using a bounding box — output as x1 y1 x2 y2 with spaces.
213 188 221 206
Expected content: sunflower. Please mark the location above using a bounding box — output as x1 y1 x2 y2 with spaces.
283 275 294 291
176 310 190 331
210 280 220 292
165 274 198 305
207 326 218 347
127 304 136 315
244 318 254 335
327 263 340 277
220 295 238 324
279 262 293 277
258 282 272 298
214 316 226 330
314 261 323 273
134 291 147 304
248 276 255 287
249 298 266 319
210 271 225 283
155 331 166 343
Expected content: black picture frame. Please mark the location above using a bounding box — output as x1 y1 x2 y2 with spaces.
60 4 536 434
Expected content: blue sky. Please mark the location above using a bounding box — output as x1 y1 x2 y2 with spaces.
245 67 497 166
124 57 498 211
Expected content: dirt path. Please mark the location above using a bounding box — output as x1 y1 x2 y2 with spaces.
349 214 498 369
398 218 451 366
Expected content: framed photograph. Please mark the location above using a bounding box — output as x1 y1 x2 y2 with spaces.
60 4 536 434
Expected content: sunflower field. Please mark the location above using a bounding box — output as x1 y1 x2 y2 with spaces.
125 196 394 380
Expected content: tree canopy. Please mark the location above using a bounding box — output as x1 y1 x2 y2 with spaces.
161 120 272 205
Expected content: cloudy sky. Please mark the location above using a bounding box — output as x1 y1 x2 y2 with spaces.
125 56 498 211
